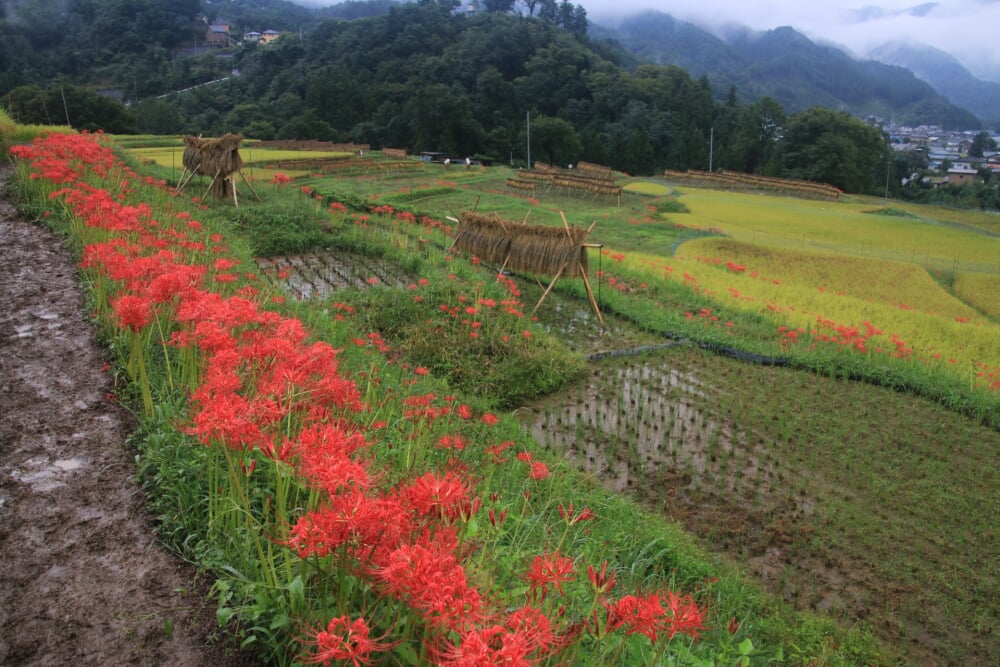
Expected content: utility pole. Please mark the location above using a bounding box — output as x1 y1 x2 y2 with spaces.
526 110 531 169
60 85 71 127
885 154 891 198
709 126 714 172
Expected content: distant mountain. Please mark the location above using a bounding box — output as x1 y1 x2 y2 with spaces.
868 41 1000 126
592 11 982 130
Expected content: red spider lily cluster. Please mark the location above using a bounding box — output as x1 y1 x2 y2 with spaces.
594 247 1000 389
13 133 711 665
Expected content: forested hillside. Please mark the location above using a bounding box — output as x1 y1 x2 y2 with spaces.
1 0 893 193
870 41 1000 126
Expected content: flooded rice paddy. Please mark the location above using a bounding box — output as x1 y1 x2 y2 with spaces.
260 249 1000 665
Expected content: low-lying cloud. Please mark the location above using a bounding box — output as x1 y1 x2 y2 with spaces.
290 0 1000 82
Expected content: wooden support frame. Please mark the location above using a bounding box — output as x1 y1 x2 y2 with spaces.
452 210 604 326
529 217 603 326
173 133 262 207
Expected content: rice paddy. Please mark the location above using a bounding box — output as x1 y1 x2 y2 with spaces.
116 138 1000 664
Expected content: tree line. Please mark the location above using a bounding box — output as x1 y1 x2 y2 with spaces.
0 1 905 196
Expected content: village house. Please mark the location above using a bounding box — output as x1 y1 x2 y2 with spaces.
946 165 979 186
205 23 230 47
243 30 281 45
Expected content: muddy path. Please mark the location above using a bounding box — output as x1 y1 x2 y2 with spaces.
0 166 254 666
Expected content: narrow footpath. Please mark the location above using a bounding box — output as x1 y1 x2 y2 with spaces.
0 166 252 666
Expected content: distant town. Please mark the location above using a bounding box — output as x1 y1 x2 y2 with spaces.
884 122 1000 186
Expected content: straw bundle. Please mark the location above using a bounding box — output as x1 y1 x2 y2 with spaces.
454 212 589 278
506 222 589 278
381 148 408 159
453 212 513 266
181 133 245 199
575 161 614 179
531 162 561 174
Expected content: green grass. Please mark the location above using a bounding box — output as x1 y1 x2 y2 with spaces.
47 135 1000 664
527 345 1000 665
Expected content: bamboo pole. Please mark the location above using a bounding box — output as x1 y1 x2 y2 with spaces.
530 261 567 316
579 257 604 327
175 167 195 193
238 169 263 203
559 211 573 242
201 168 222 202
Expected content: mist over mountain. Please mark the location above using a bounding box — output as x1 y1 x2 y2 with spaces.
582 0 1000 86
869 41 1000 127
592 10 982 129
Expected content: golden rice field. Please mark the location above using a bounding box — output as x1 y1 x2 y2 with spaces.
129 144 349 172
0 110 74 145
125 137 1000 387
952 272 1000 320
623 180 672 196
624 236 1000 382
673 188 1000 274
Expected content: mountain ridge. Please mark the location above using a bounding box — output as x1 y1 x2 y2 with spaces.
868 40 1000 126
591 10 982 129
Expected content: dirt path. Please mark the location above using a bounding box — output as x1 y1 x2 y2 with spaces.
0 166 252 666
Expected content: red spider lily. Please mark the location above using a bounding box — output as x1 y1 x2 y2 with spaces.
488 507 508 528
111 294 153 332
286 490 411 559
187 390 266 450
662 590 706 639
400 471 475 522
374 535 483 632
587 561 617 596
436 434 467 451
299 614 393 667
602 590 705 642
525 552 575 603
436 605 567 665
292 423 372 495
603 593 665 641
485 440 513 463
528 461 550 480
558 503 595 525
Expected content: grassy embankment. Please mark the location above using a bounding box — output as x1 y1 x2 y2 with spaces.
191 145 1000 665
5 131 898 666
88 136 1000 664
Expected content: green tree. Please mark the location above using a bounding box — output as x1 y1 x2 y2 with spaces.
483 0 516 12
725 96 785 174
969 131 997 158
776 107 887 194
520 0 542 16
557 1 587 37
133 98 184 135
3 85 53 125
526 114 582 166
3 84 135 133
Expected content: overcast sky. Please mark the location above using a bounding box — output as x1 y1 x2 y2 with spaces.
588 1 998 80
292 1 1000 81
